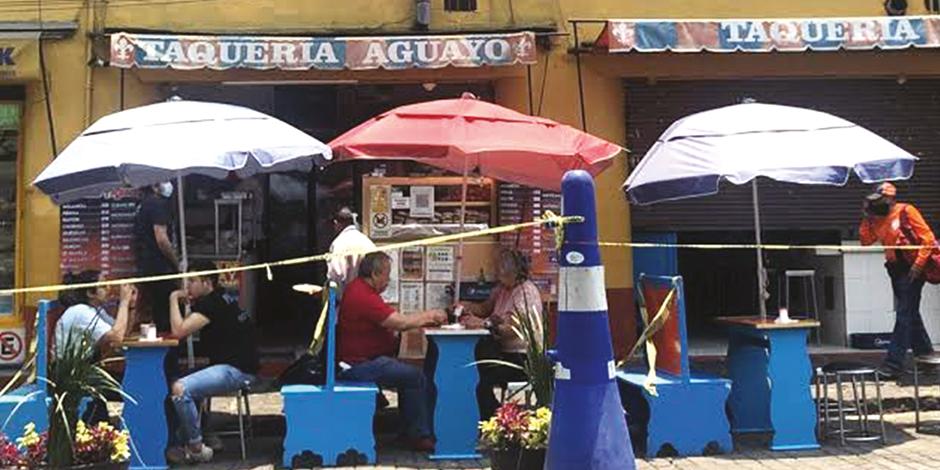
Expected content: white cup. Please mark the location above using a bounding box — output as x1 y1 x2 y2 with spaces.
140 323 157 341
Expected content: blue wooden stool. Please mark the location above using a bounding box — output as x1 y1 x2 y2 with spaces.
281 285 377 468
0 300 50 440
617 275 732 457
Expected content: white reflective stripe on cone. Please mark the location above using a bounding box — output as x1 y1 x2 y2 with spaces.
559 266 608 312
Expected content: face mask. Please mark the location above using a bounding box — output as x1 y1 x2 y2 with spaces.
157 182 174 198
868 199 890 216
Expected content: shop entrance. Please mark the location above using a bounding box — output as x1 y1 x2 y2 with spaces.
175 82 494 350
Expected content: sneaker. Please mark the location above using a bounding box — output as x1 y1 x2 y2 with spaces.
165 446 188 465
916 352 940 363
186 444 214 463
204 434 224 452
877 362 902 379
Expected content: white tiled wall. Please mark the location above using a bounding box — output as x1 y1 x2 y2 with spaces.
843 241 940 343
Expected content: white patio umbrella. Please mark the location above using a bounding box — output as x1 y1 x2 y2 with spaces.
34 99 332 364
623 102 917 318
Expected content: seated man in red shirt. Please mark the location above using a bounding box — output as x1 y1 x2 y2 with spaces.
337 251 447 452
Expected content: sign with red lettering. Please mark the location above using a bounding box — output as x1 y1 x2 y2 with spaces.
110 31 536 71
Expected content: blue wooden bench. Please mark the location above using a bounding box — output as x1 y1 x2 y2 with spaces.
0 300 50 441
616 275 732 457
281 285 378 468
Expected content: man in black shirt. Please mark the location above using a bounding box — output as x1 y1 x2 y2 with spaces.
167 260 259 464
134 182 180 336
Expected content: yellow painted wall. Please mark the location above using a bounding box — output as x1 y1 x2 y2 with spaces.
9 0 936 316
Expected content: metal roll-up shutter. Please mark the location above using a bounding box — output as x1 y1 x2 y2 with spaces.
625 78 940 233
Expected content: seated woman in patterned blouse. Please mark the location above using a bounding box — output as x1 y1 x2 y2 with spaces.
458 249 543 419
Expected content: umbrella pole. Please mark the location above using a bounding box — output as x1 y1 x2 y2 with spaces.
177 175 195 369
751 179 768 319
455 158 470 308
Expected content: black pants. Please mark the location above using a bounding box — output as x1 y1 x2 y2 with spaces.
475 337 526 420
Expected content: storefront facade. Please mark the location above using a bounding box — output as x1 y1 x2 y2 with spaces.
578 1 940 348
9 0 939 361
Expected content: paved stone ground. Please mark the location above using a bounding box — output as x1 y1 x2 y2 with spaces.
161 376 940 469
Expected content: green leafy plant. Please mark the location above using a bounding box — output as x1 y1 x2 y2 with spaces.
46 329 131 467
508 305 553 408
475 304 553 408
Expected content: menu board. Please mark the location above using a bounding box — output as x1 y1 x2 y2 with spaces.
498 184 561 297
59 190 141 281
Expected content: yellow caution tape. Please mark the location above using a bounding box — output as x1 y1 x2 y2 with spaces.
618 286 675 397
0 212 583 296
598 241 934 251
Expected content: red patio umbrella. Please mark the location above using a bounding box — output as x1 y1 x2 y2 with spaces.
330 93 622 192
330 93 622 296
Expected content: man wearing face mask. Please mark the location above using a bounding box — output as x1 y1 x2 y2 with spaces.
134 182 181 375
860 182 937 377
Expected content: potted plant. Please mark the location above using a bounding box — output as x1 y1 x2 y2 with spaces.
479 402 551 470
43 330 132 468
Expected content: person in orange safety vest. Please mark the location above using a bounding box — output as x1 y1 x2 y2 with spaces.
859 182 938 377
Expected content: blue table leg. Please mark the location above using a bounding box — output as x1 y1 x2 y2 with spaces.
428 335 482 460
766 329 819 451
726 329 772 434
122 347 170 470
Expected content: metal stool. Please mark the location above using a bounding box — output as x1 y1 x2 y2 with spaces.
203 383 253 460
913 355 940 433
819 362 886 445
814 366 855 440
778 270 820 344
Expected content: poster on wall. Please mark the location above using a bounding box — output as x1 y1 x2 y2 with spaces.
381 249 400 304
400 247 425 281
424 282 452 311
425 245 456 282
400 282 425 313
409 186 434 218
369 184 392 239
391 191 410 210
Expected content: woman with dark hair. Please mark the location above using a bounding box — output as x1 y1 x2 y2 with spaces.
54 270 135 358
458 249 544 419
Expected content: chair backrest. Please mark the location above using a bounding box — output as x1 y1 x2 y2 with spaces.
637 274 690 382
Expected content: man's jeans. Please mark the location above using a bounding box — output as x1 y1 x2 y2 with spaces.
339 356 435 439
886 273 935 368
172 364 255 445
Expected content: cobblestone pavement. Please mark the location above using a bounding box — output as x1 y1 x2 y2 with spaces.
163 378 940 469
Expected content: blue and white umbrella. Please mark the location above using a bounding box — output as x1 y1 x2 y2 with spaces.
34 99 332 204
623 102 917 317
33 99 332 364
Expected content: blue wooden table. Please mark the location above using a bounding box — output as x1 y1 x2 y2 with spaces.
718 317 820 451
425 328 489 460
122 339 178 470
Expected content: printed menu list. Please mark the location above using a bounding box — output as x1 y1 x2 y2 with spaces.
497 184 561 297
60 192 140 280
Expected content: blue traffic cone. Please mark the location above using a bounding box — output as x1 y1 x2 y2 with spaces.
546 170 636 470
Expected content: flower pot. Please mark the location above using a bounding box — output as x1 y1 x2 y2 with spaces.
487 447 546 470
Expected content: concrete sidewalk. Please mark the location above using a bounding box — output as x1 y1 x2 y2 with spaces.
164 376 940 469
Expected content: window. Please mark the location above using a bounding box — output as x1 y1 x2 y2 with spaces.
0 103 20 315
445 0 477 12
